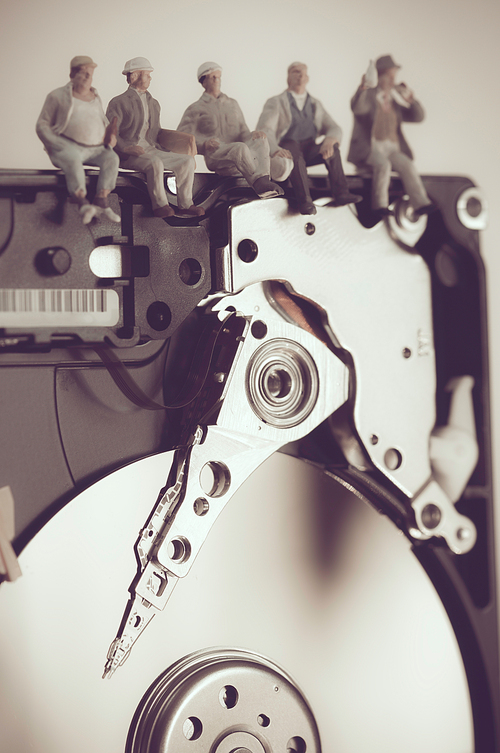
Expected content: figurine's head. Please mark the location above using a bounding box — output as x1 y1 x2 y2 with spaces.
69 56 97 88
122 57 154 91
197 62 222 98
287 62 309 94
376 55 400 89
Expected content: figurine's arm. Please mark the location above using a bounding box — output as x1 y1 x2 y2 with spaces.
105 99 138 156
36 92 66 152
177 105 207 154
401 98 425 123
350 84 372 116
314 98 342 144
255 97 281 155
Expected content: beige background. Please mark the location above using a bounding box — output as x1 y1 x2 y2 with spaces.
0 0 499 751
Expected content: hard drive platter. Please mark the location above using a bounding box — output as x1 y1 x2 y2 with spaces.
0 452 472 753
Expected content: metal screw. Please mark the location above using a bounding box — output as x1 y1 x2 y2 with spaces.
457 527 471 541
304 223 316 235
421 503 442 530
213 372 226 383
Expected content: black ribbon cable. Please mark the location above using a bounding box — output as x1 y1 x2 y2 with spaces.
93 311 235 411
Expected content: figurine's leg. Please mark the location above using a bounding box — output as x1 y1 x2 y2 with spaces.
157 152 196 209
206 143 282 199
48 142 87 199
279 139 310 207
388 151 431 211
123 152 171 211
367 142 392 210
86 147 120 198
244 136 271 182
270 154 293 183
305 142 362 206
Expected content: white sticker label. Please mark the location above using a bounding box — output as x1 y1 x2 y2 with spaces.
0 289 120 327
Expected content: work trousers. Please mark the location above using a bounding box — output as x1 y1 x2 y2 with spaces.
122 148 195 210
48 139 119 196
204 136 292 185
368 138 430 210
279 137 349 202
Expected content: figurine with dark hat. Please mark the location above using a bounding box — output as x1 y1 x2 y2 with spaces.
36 56 120 224
106 57 204 218
347 54 435 217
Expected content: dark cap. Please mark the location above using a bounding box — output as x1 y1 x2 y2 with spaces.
376 55 401 72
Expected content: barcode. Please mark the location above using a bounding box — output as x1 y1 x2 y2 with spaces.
0 289 120 327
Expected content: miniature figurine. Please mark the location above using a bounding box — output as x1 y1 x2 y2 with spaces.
36 56 120 224
347 55 435 217
106 57 204 219
177 62 291 199
256 62 362 215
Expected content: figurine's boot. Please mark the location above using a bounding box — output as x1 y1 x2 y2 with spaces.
252 176 284 199
94 196 120 223
324 145 362 206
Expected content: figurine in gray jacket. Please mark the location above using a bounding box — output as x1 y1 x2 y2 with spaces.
36 56 120 224
257 62 361 215
177 62 290 199
347 55 434 217
107 57 204 218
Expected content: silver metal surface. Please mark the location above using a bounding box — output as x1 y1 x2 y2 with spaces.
127 648 321 753
410 479 477 554
222 199 436 497
104 282 349 676
456 186 489 230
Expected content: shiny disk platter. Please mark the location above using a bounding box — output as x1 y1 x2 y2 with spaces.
0 452 472 752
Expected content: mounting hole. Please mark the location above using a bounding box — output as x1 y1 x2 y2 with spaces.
183 716 203 741
193 497 209 516
179 258 202 286
265 369 292 399
402 347 412 359
251 320 268 339
287 736 307 752
147 301 171 331
257 714 270 727
384 448 402 471
200 461 231 498
219 685 239 709
167 537 191 563
238 239 258 263
304 223 316 236
370 434 379 445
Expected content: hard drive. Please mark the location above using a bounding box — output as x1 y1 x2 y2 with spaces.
0 169 497 753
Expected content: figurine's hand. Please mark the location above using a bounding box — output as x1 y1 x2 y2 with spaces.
251 130 267 140
397 83 414 103
360 74 368 91
123 145 146 157
319 138 338 160
204 139 220 153
108 134 117 149
272 148 293 160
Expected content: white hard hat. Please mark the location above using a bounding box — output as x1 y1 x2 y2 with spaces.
122 57 154 75
197 61 222 81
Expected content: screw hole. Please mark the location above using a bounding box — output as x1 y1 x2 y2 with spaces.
421 503 442 530
178 258 202 286
304 223 315 235
193 498 209 516
257 714 270 727
384 448 402 470
200 461 231 498
219 685 239 709
183 716 203 740
251 320 268 339
167 537 191 563
238 239 258 263
287 736 306 752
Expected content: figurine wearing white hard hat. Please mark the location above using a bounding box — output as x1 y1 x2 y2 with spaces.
36 56 120 224
177 62 291 198
348 55 435 218
106 57 204 218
